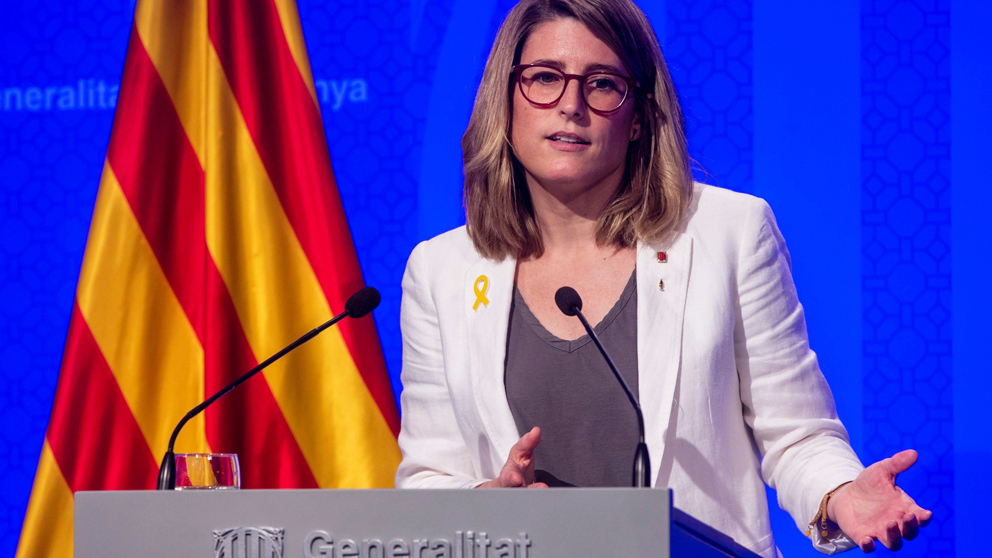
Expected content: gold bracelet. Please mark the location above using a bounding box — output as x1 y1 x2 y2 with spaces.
805 482 852 538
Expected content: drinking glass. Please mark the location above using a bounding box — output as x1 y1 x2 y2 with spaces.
174 453 240 490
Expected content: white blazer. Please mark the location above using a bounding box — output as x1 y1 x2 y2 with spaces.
395 183 864 557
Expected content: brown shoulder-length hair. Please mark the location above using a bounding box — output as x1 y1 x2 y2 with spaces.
462 0 693 260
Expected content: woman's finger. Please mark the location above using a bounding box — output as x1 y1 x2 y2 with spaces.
499 469 524 487
859 536 876 553
914 506 933 527
885 449 918 477
881 520 902 550
901 512 919 540
509 427 541 463
526 482 548 489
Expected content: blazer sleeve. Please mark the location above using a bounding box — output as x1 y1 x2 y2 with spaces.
395 242 485 489
733 198 864 552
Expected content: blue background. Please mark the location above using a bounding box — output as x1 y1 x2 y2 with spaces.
1 0 988 556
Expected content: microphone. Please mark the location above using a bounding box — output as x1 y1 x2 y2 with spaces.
554 286 651 488
156 286 381 490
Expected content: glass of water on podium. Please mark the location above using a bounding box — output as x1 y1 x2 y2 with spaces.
174 453 240 490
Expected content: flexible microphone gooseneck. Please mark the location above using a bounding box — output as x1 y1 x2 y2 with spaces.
554 286 651 488
156 287 381 490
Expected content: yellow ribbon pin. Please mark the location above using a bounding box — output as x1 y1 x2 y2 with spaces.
473 275 490 311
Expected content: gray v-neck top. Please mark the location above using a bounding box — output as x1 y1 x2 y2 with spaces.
503 271 639 487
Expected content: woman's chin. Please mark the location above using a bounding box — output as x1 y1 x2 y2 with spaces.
531 172 594 190
531 164 622 192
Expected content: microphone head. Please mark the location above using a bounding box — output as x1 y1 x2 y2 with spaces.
345 287 381 318
554 286 582 317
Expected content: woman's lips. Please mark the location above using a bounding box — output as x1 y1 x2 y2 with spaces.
547 132 590 151
547 132 590 144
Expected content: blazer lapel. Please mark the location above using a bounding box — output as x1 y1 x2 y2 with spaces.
636 234 693 486
464 255 519 473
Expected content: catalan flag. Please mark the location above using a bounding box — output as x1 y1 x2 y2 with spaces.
16 1 400 555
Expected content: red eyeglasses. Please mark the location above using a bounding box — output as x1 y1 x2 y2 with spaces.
512 63 639 114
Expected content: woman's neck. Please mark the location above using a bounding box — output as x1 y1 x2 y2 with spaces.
525 172 622 256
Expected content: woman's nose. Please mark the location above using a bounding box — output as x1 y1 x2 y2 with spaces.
558 78 586 117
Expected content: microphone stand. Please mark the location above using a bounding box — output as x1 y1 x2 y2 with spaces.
556 287 651 488
157 288 379 490
571 311 652 488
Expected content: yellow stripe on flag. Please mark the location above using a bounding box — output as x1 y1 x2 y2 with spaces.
15 442 74 558
272 0 319 106
76 162 209 457
204 47 398 487
134 0 208 164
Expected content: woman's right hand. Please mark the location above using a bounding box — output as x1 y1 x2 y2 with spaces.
477 427 548 488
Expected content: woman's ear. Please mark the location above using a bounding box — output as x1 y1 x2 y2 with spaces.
630 110 643 141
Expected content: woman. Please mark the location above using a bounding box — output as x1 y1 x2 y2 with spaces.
395 0 931 555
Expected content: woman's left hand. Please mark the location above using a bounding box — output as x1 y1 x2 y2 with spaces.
827 449 932 552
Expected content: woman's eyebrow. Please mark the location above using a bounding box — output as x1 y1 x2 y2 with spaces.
526 58 566 70
584 62 626 75
521 59 628 75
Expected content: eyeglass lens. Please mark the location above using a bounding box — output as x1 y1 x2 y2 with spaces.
517 66 629 112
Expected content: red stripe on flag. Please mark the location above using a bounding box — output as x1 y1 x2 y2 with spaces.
107 27 207 340
207 0 399 435
205 264 319 488
47 304 159 491
105 28 318 488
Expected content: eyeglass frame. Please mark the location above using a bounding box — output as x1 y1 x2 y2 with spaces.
511 63 641 114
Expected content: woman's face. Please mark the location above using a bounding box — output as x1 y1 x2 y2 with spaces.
511 18 640 199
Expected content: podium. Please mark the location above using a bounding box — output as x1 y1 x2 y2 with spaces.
75 489 762 557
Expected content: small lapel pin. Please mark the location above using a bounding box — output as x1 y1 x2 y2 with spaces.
658 279 665 292
473 275 490 311
656 251 667 263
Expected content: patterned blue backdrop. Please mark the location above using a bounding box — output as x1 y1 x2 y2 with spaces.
861 1 953 555
1 0 988 556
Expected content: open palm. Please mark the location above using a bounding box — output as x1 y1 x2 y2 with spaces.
828 449 932 552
